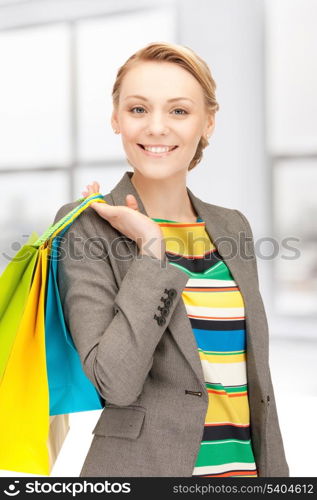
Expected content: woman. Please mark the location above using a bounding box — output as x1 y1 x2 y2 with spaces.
53 42 289 477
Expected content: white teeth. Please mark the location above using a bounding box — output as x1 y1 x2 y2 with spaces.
143 145 175 153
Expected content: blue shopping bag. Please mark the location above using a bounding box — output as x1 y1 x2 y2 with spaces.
44 195 105 415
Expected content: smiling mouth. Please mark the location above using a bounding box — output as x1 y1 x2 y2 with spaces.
137 144 178 153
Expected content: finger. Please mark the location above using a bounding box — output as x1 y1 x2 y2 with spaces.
86 184 92 195
90 200 114 218
92 181 100 193
125 194 139 211
82 182 100 199
86 181 100 196
87 184 96 195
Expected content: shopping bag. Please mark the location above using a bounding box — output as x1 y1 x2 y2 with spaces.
42 193 105 415
0 246 50 475
0 232 39 381
0 192 106 474
48 414 70 471
0 245 70 475
45 226 104 415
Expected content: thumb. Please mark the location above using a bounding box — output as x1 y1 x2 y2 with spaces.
125 194 139 211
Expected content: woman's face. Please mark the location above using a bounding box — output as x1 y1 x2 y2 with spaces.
112 61 214 179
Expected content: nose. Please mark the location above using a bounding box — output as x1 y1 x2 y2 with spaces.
145 111 169 136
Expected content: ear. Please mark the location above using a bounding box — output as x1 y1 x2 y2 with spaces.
111 109 119 131
205 112 216 138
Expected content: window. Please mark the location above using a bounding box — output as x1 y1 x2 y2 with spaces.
0 4 177 273
265 0 317 316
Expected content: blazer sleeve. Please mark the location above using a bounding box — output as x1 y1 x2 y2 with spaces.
53 204 189 407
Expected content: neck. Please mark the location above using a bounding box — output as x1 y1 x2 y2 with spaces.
130 170 197 222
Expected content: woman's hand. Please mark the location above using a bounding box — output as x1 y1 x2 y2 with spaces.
81 181 166 260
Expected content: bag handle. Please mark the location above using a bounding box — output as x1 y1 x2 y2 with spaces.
33 193 106 248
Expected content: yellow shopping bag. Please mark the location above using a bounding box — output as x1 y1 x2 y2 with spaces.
0 244 51 475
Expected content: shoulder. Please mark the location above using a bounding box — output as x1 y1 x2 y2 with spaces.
198 197 255 237
52 200 82 225
53 191 112 227
52 193 117 240
53 192 113 224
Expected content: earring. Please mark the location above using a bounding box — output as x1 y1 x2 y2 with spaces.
113 129 119 134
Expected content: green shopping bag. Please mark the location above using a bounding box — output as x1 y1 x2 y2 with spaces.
0 232 39 381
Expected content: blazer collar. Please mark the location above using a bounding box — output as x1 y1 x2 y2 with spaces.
110 171 267 396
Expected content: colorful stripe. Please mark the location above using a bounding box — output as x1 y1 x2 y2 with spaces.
152 216 258 478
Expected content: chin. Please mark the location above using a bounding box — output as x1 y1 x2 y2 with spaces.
135 163 184 178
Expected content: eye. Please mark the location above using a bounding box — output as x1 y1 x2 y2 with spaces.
129 106 146 114
172 108 188 115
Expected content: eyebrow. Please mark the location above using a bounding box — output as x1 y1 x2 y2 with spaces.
123 94 195 103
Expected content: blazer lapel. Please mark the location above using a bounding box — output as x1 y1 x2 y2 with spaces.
110 171 267 395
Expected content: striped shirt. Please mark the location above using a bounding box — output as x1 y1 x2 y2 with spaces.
152 216 258 478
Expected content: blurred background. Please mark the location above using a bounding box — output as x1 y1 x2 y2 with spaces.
0 0 316 477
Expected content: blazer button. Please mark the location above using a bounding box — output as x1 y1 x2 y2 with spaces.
168 288 177 299
157 316 166 326
158 306 169 316
163 298 173 307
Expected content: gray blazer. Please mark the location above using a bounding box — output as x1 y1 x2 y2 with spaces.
53 170 289 477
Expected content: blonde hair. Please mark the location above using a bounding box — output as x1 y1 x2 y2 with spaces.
112 42 219 171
